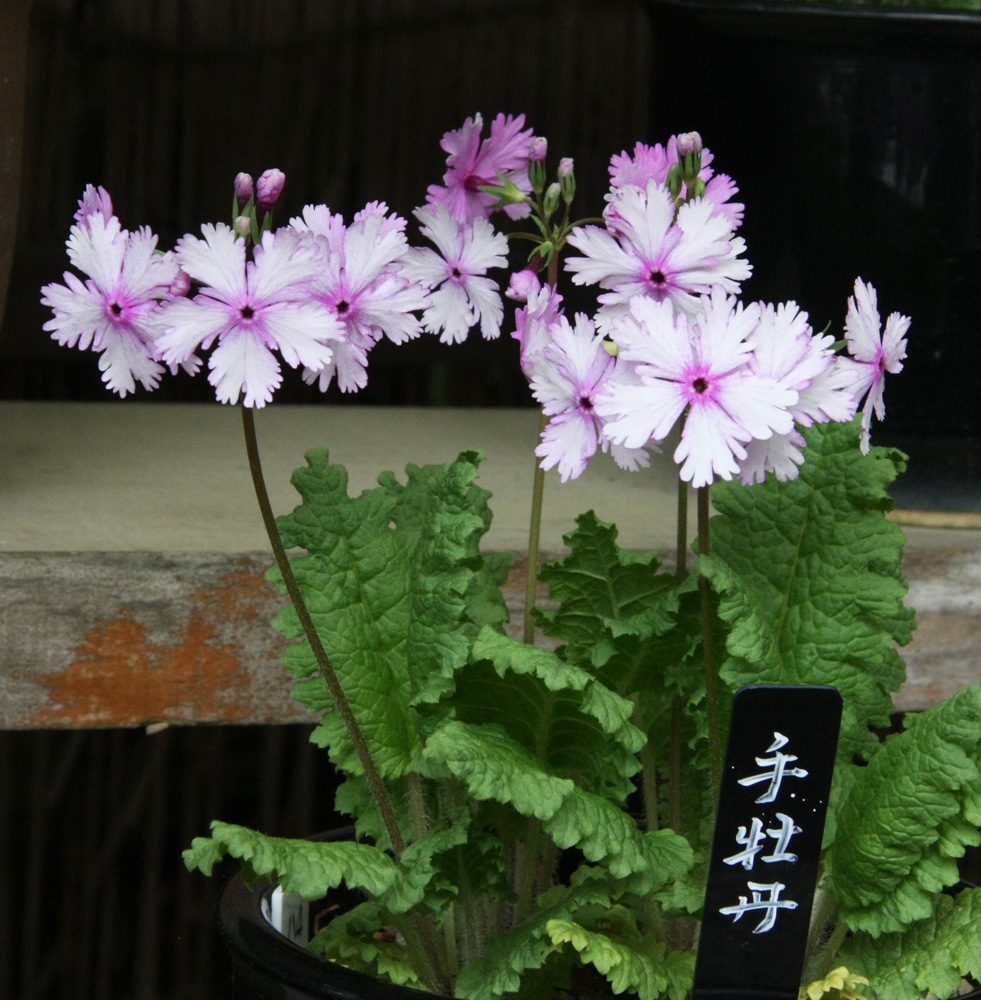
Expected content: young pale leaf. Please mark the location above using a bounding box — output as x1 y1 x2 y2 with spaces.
310 900 427 988
701 419 913 760
839 888 981 1000
829 685 981 935
454 870 623 1000
268 449 507 778
182 821 427 912
547 916 693 1000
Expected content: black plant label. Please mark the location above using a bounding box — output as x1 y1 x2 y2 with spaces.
692 684 842 1000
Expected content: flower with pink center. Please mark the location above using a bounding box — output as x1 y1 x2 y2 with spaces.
839 277 910 454
737 301 860 484
608 137 744 228
290 201 428 393
527 312 650 483
426 112 534 224
596 288 798 488
401 204 508 344
154 223 341 408
566 180 751 332
41 211 181 397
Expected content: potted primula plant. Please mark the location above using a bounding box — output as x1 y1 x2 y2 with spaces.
41 114 981 1000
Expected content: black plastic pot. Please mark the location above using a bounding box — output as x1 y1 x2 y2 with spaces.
217 829 434 1000
646 0 981 506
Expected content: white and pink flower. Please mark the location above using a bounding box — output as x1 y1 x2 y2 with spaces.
155 223 341 408
41 209 181 397
596 289 798 488
840 277 910 454
401 204 508 344
290 201 428 393
565 180 751 332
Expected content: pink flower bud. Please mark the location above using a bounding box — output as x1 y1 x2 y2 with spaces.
234 172 254 208
168 267 191 298
234 215 251 237
529 136 548 162
256 168 285 207
558 157 574 179
506 268 541 303
676 132 703 157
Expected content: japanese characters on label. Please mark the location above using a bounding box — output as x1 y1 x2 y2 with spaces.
718 732 808 934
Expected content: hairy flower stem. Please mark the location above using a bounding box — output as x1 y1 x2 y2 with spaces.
241 406 451 995
521 252 560 645
522 410 548 644
669 476 688 834
240 406 407 858
698 486 723 797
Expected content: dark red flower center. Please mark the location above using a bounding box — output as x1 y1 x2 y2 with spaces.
649 270 666 285
240 305 255 320
109 302 123 317
692 377 709 394
579 395 594 410
336 300 350 315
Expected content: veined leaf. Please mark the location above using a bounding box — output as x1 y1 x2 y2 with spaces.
839 888 981 1000
454 870 626 999
268 449 508 778
182 821 426 912
829 685 981 935
701 418 914 760
310 900 426 988
547 913 693 1000
422 720 574 821
535 511 678 665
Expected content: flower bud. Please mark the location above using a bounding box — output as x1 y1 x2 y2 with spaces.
234 215 252 238
676 132 702 157
234 172 254 209
558 158 576 205
256 168 285 207
529 136 548 162
168 267 191 298
506 268 541 303
543 182 561 216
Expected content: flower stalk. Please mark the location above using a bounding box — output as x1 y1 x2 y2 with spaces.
698 484 723 797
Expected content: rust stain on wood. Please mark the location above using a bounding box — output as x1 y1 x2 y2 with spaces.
34 568 275 726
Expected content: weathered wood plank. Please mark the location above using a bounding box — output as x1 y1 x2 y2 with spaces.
1 403 978 726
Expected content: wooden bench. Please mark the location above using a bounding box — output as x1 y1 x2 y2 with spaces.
2 401 978 728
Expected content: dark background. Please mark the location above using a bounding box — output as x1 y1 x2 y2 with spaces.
2 1 980 998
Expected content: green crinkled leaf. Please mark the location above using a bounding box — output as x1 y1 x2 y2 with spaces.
182 821 427 911
839 888 981 1000
547 912 694 1000
701 419 914 760
829 685 981 935
268 449 509 778
535 511 678 658
449 632 642 800
423 720 575 821
544 786 694 880
310 900 427 989
454 870 624 1000
472 627 645 754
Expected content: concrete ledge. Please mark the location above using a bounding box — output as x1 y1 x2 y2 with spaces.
1 401 978 727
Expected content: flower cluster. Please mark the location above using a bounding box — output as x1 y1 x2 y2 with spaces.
42 117 909 485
